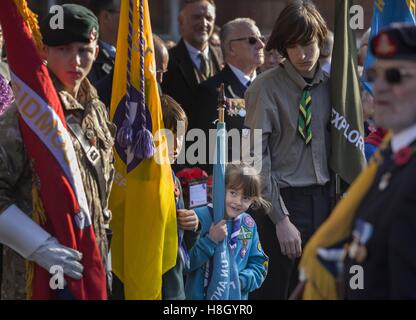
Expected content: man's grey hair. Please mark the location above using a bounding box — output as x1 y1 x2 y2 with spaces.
220 18 257 58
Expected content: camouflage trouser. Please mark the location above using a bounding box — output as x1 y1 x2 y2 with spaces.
1 246 26 300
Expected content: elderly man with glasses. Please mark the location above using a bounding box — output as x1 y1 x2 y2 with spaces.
195 17 265 174
341 23 416 300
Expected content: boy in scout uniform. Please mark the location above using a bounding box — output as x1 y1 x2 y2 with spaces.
245 1 331 299
343 23 416 299
0 4 115 299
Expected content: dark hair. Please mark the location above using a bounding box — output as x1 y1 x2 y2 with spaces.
88 0 119 16
161 95 188 133
225 163 271 212
266 0 328 58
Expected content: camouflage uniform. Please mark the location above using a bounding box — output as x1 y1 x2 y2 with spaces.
0 77 115 299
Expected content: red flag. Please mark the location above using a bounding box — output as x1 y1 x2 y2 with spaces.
0 0 106 299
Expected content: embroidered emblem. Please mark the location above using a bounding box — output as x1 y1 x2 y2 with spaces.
243 215 255 228
240 247 247 258
257 241 263 252
373 33 397 58
238 226 253 240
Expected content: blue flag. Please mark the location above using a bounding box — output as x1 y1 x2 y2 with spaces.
363 0 416 93
205 121 241 300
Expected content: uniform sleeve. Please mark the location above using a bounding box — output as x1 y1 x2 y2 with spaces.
239 221 269 294
0 105 30 214
184 228 200 251
388 192 416 299
244 82 287 224
186 207 218 272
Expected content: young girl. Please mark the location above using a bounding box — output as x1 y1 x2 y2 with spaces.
184 163 270 300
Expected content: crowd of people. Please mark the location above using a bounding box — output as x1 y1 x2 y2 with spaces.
0 0 415 300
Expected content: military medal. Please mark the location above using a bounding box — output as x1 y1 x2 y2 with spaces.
348 219 373 263
86 129 97 146
378 172 392 191
355 245 368 264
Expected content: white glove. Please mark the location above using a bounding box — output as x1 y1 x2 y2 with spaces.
0 204 84 280
29 237 84 280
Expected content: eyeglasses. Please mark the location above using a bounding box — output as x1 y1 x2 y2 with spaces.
229 36 265 46
366 67 415 85
367 68 415 85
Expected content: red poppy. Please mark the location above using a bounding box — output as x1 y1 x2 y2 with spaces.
394 146 413 166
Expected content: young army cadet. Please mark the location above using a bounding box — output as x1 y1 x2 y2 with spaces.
0 4 115 299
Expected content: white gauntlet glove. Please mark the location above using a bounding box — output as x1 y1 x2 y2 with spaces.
0 204 84 280
28 237 84 280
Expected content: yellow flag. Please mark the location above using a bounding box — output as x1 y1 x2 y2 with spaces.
109 0 177 299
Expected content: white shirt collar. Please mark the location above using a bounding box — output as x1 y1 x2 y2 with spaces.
228 63 257 87
184 40 210 69
391 123 416 153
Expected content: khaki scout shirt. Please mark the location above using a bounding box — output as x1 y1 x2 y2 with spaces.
0 78 115 299
244 60 331 224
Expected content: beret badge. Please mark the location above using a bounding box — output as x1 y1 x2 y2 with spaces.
373 33 398 58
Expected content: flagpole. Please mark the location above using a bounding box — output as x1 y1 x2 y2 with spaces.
218 83 225 123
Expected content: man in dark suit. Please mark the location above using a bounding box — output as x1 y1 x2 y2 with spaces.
161 0 223 131
343 24 416 299
195 18 265 173
88 0 120 85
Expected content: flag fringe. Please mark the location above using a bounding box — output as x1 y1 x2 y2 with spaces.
14 0 43 50
26 174 47 299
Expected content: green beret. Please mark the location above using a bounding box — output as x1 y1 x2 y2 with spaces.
40 4 99 46
371 23 416 61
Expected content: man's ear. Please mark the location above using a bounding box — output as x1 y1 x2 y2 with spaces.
228 42 236 58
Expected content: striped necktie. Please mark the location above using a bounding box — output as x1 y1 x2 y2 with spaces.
199 52 210 79
298 87 312 145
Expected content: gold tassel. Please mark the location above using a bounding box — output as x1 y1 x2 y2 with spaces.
14 0 43 51
26 176 47 299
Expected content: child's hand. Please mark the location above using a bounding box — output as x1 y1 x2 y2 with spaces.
208 220 227 244
177 209 199 231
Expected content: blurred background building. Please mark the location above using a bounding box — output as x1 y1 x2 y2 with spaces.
28 0 373 40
